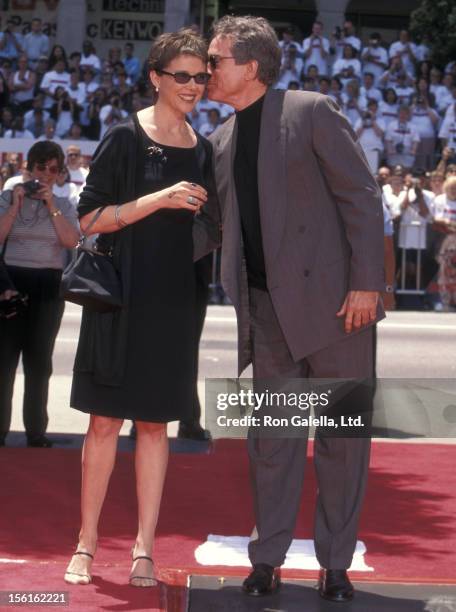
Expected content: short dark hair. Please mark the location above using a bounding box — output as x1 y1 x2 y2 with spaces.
211 15 281 86
148 27 207 72
27 141 64 172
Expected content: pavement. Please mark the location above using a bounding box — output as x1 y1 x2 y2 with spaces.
8 305 456 445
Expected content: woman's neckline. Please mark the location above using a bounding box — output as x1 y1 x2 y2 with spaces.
134 112 198 150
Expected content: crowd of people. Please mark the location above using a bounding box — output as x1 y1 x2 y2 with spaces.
1 15 456 309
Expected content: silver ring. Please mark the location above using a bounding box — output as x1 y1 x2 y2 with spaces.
187 196 196 205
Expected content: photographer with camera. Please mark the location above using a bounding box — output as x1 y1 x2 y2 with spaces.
302 21 330 77
331 20 361 61
410 89 439 170
99 91 128 139
355 99 385 173
385 105 420 170
276 43 304 90
51 87 79 138
361 33 388 86
332 44 361 86
0 141 80 448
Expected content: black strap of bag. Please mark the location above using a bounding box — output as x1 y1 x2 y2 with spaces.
59 206 123 312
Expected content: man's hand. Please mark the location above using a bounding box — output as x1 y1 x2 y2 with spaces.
336 290 379 333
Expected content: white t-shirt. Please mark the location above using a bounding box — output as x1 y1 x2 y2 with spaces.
360 85 383 103
383 185 407 218
68 167 89 193
392 85 415 105
341 93 367 127
65 83 86 106
53 181 79 207
40 70 71 108
333 36 362 61
410 106 439 139
415 44 430 62
2 175 24 191
199 122 220 138
11 70 35 103
439 117 456 149
398 188 434 249
3 129 34 139
276 58 304 89
378 101 399 128
99 105 128 139
354 116 385 151
279 40 303 55
302 36 330 76
332 58 361 79
389 41 418 75
434 194 456 222
386 120 421 149
80 54 101 72
361 46 389 85
55 111 73 138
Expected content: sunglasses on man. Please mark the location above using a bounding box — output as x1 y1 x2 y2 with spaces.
157 69 211 85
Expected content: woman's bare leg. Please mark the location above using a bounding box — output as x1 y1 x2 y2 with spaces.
64 414 123 584
130 421 168 587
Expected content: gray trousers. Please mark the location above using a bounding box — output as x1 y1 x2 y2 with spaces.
247 288 373 570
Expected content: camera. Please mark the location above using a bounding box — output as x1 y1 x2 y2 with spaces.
22 179 41 197
334 26 341 39
416 96 424 105
363 112 373 127
395 143 404 155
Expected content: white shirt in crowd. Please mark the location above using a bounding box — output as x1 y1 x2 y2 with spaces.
382 185 407 218
276 57 304 90
439 116 456 150
434 194 456 222
11 70 35 103
79 53 101 72
53 181 79 207
302 35 330 75
65 82 86 106
409 106 439 139
69 167 89 194
341 94 367 127
333 36 362 61
354 116 386 151
55 111 73 138
332 58 361 82
40 69 71 108
99 104 128 139
392 84 415 105
398 188 434 250
389 40 418 75
3 128 34 139
360 85 383 103
279 39 303 55
199 122 220 138
385 120 421 167
361 46 389 85
415 43 430 62
378 101 399 127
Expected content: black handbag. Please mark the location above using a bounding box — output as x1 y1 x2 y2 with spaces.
60 207 122 312
0 239 29 320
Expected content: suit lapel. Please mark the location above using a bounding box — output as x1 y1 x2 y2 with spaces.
258 89 288 268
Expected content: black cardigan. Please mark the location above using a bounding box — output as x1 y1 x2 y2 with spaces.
73 115 220 386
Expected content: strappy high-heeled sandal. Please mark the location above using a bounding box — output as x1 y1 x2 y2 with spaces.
129 554 157 587
64 551 94 585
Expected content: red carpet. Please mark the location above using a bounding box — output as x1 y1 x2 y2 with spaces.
1 440 455 608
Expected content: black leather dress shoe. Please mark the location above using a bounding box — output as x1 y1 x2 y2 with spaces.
26 435 53 448
242 563 280 597
177 423 212 441
318 569 354 602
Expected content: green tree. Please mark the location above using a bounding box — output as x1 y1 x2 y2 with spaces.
409 0 456 67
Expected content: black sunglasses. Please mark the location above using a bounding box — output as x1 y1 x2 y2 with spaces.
208 54 236 70
157 69 211 85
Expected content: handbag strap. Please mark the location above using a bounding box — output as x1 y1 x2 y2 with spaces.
79 207 106 246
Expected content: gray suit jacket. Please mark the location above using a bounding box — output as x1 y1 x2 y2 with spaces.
203 88 385 375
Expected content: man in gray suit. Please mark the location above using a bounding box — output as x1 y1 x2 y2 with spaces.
204 15 385 602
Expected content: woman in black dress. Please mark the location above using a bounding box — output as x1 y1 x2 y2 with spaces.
64 29 220 587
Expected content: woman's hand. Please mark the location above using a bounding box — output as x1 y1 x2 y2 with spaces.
160 181 208 212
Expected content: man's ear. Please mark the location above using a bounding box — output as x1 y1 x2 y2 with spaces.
245 59 260 82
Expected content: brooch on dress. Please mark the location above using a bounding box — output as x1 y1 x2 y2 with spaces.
147 145 167 164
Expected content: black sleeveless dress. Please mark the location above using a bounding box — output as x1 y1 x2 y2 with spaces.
70 122 205 423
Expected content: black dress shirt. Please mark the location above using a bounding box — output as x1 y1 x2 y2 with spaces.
233 94 267 290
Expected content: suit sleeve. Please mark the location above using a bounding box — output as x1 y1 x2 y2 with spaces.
193 135 222 261
311 94 385 291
